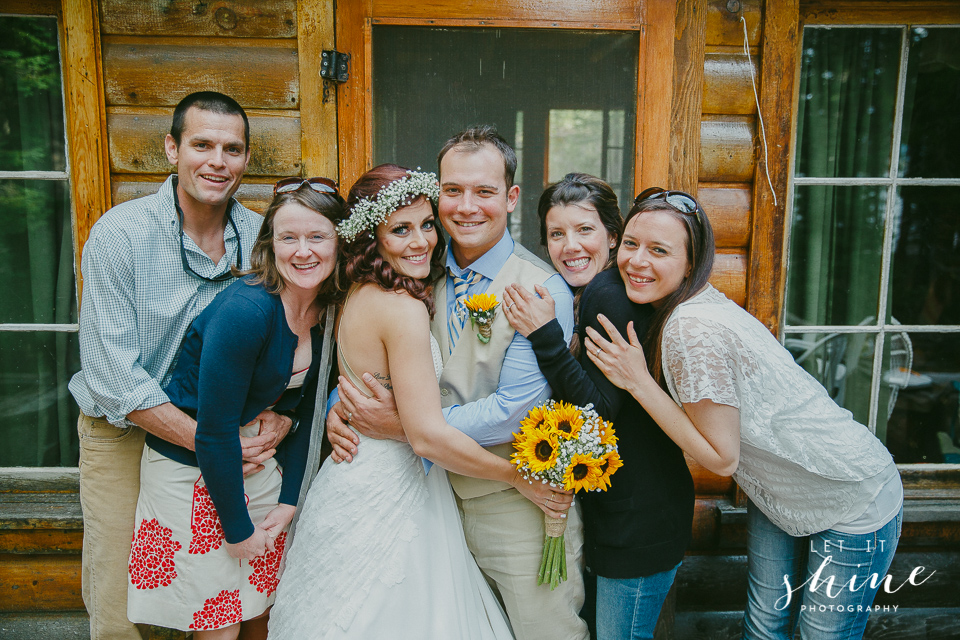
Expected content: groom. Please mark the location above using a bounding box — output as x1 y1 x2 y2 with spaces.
328 126 589 639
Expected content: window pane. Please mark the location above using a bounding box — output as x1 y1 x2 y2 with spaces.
0 330 80 466
372 26 639 251
0 16 66 172
784 331 875 426
889 186 960 325
795 27 901 178
0 180 76 324
548 109 604 181
898 27 960 179
883 333 960 463
784 185 886 326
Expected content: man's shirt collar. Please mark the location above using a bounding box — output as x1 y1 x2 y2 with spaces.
444 231 514 280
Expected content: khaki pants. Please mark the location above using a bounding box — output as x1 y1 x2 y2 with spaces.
78 413 146 640
461 489 590 640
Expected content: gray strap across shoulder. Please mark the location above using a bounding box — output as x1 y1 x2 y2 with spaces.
287 302 336 542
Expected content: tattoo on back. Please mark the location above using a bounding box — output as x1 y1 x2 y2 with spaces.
373 372 393 390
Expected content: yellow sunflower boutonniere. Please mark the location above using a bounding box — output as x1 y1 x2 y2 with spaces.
511 400 621 590
462 293 499 343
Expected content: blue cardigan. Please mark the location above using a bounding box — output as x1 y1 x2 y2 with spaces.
152 275 322 543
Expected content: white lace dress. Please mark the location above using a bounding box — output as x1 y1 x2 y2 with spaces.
268 335 513 639
662 285 896 536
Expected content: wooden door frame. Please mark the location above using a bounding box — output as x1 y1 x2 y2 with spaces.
334 0 677 192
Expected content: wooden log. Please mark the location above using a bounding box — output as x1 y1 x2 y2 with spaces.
698 183 751 249
710 251 747 307
102 40 299 109
703 48 759 115
0 529 81 555
706 0 761 47
800 1 960 25
107 110 302 176
0 553 82 612
670 0 707 195
638 1 677 191
334 0 369 190
746 0 798 336
111 179 274 214
688 454 736 495
298 0 339 180
370 0 642 23
700 115 756 183
98 0 297 38
64 0 110 301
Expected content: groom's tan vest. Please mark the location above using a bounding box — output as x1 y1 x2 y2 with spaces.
431 242 556 499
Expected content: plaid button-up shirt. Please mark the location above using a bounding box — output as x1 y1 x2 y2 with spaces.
69 175 263 426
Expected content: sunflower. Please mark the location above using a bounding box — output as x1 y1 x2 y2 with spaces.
547 402 584 440
598 420 618 448
519 404 552 434
513 426 560 474
595 450 623 491
464 293 499 313
562 453 603 492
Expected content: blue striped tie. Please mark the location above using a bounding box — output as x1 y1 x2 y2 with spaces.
447 268 482 354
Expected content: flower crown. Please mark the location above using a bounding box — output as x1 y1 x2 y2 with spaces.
337 169 440 242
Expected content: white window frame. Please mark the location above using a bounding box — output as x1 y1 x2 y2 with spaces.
783 23 960 434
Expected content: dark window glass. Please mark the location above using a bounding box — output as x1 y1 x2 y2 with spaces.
795 28 901 178
785 185 887 326
899 28 960 179
0 16 65 172
0 331 80 466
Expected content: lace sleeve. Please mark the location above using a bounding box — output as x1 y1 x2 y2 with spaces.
662 315 741 409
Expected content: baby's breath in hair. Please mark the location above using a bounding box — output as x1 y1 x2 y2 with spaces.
337 169 439 241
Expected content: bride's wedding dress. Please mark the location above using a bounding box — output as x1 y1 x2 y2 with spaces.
268 335 513 639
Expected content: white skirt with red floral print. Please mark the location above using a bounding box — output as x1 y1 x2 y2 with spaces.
126 443 287 631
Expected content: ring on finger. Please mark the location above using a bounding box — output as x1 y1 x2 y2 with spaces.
347 411 353 421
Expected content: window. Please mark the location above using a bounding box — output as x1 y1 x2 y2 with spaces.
370 25 639 253
0 14 80 466
784 24 960 464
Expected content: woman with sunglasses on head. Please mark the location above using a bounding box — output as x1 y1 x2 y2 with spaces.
584 188 903 640
501 174 694 640
269 164 569 639
126 177 345 639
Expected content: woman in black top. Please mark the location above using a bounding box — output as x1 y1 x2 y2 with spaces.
502 174 694 640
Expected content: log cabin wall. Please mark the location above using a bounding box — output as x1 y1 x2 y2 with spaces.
98 0 336 218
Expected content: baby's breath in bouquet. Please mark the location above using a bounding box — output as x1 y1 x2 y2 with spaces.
511 400 621 590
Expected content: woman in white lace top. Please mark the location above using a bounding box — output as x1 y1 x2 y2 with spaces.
582 188 903 640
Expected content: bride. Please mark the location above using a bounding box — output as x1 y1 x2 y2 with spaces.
268 164 571 639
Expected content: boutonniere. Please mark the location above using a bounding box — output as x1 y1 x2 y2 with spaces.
463 293 500 344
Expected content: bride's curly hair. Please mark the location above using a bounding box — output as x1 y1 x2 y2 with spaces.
341 164 447 318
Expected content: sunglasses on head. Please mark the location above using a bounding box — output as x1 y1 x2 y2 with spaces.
634 187 702 219
274 176 340 196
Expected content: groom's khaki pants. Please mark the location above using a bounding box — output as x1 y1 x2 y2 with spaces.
461 488 589 640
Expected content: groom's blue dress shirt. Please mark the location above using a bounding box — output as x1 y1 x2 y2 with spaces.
439 232 574 447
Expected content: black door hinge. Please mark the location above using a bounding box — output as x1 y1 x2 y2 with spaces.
320 50 350 83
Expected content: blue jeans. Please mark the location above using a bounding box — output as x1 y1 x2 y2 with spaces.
742 500 902 640
596 563 680 640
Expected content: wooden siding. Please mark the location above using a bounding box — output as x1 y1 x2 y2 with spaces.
97 0 311 215
666 0 762 369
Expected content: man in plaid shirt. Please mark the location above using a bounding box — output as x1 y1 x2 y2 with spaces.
68 92 290 640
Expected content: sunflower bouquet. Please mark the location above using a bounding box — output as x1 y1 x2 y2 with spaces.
511 400 621 590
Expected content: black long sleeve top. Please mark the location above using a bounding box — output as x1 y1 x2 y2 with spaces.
527 268 694 578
